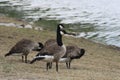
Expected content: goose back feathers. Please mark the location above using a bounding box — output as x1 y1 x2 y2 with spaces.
5 39 43 63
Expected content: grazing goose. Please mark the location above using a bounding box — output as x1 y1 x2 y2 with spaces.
43 42 85 69
5 39 43 63
30 24 66 72
64 45 85 69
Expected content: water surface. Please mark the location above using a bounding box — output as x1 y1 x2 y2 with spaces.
0 0 120 47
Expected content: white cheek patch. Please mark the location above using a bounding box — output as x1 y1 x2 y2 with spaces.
59 25 63 29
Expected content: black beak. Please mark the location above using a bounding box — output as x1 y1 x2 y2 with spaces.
61 29 77 36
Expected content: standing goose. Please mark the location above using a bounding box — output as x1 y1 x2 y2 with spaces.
30 24 66 72
35 39 85 69
39 39 85 69
35 39 58 69
46 45 85 69
5 39 43 63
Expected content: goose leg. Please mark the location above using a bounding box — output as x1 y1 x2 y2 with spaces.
46 63 50 71
22 55 24 62
49 62 52 69
68 62 70 69
25 55 27 63
66 62 69 69
56 61 58 72
68 60 72 69
46 62 52 69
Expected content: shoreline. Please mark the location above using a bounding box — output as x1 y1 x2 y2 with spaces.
0 16 120 51
0 21 120 79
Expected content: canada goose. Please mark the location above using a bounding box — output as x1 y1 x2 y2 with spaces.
30 24 66 72
64 46 85 69
5 39 43 63
44 44 85 69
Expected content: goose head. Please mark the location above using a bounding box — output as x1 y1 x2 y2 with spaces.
58 24 77 37
38 42 44 49
71 49 85 59
57 24 67 35
32 42 44 51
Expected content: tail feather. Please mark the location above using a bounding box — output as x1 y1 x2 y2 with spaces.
30 56 45 64
5 52 12 57
36 52 49 57
36 53 40 56
30 58 37 64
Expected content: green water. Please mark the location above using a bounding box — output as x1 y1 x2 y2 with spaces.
0 1 97 32
34 18 97 32
0 1 25 19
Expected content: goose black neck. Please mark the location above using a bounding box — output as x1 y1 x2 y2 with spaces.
56 26 63 46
